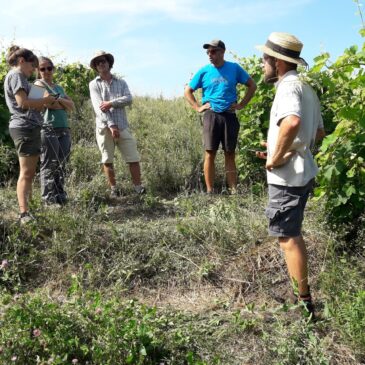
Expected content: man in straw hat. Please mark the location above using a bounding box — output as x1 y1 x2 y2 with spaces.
184 39 256 194
89 51 145 197
256 32 325 318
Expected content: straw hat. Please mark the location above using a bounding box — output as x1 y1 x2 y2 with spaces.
90 50 114 70
256 32 307 66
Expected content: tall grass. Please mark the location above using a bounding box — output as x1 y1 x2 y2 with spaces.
67 96 204 195
0 95 365 364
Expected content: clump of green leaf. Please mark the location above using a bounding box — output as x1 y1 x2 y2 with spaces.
0 287 213 365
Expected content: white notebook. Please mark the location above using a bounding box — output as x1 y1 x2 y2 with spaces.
28 84 46 99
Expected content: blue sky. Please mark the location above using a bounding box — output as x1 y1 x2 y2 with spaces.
0 0 363 98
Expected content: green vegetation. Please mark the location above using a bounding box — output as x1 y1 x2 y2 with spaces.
1 6 365 363
1 189 364 364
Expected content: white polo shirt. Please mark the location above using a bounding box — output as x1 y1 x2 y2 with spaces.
267 70 324 187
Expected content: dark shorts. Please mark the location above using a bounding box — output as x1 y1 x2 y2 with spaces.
265 179 314 237
9 127 41 157
203 110 240 152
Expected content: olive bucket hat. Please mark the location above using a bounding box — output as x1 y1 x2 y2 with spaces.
90 50 114 70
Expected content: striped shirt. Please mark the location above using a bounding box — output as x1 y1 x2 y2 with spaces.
89 74 132 130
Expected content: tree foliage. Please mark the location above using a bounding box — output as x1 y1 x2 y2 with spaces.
311 42 365 227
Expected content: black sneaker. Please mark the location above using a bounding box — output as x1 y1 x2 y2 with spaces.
57 194 68 205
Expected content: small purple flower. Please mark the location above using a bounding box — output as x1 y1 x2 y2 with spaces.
11 355 17 361
0 259 9 270
95 307 102 315
33 329 41 337
72 359 78 364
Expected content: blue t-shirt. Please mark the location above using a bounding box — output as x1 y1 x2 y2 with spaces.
189 61 250 113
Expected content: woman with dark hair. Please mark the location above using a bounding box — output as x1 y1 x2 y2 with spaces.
4 46 56 224
35 56 74 205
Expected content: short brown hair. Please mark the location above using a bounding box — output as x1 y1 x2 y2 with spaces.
38 56 54 69
7 45 38 67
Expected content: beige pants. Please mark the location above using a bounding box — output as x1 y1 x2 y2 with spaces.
96 127 140 164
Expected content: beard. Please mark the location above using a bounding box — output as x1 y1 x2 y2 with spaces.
264 60 278 84
264 70 278 84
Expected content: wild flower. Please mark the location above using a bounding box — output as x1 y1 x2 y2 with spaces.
33 328 41 337
0 259 9 270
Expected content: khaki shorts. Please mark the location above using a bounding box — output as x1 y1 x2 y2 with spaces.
96 127 140 164
9 127 41 157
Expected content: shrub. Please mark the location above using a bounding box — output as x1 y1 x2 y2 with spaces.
312 43 365 230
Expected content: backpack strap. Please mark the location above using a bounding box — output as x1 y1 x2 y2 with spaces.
36 79 57 95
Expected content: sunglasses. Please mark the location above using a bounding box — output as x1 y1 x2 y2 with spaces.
95 58 107 65
39 66 53 72
206 49 221 55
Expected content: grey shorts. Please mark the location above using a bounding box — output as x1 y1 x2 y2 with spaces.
265 179 314 237
9 127 41 157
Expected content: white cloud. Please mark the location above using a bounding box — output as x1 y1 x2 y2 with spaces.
0 0 317 97
2 0 314 27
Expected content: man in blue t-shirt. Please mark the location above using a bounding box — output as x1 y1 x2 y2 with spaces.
185 39 256 194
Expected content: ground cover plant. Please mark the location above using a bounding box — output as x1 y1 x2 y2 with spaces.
1 7 365 363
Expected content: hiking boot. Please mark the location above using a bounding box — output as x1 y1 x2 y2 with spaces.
19 212 35 225
298 294 315 320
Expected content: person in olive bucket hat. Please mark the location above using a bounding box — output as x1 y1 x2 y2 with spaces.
89 51 145 197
